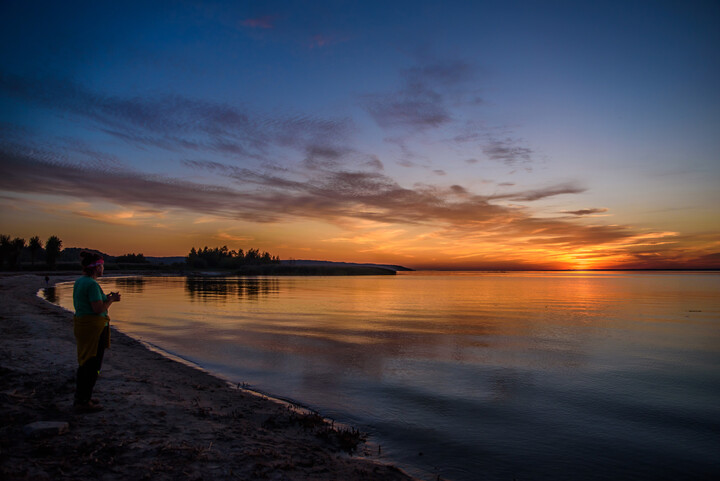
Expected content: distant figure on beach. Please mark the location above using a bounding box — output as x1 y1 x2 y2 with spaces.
44 275 49 286
72 252 121 413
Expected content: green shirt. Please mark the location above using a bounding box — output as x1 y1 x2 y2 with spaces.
73 276 108 318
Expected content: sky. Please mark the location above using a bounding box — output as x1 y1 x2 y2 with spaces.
1 0 719 270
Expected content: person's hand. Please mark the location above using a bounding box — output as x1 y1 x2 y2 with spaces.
109 292 121 302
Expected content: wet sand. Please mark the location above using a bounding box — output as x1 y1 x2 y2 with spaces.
0 274 417 480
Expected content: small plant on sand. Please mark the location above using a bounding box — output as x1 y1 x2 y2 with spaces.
317 425 368 454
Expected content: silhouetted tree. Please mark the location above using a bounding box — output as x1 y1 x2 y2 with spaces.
8 237 26 268
186 247 199 266
245 248 260 263
116 253 148 263
29 236 42 266
0 235 10 268
45 236 63 268
185 245 279 268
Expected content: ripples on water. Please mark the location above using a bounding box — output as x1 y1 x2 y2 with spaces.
49 272 720 480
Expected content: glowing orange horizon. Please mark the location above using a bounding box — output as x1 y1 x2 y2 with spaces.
3 195 719 272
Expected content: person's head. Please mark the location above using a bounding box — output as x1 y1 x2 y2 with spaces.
80 251 104 277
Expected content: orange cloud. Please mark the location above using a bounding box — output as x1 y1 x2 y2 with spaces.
3 148 718 269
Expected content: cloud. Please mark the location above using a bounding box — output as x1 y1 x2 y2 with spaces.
216 232 255 243
1 146 626 240
358 59 538 171
451 118 538 167
72 208 166 226
302 144 346 170
361 59 475 131
0 149 273 221
492 183 586 202
298 143 387 172
4 144 708 268
397 159 416 168
0 67 701 269
0 71 351 163
561 208 609 216
363 92 449 130
0 146 513 226
482 138 533 166
364 155 384 171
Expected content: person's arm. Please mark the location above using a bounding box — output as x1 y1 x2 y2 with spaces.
90 292 120 314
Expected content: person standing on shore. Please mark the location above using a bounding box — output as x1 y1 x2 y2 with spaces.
72 252 121 413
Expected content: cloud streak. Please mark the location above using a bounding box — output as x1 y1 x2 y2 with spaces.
0 71 351 164
3 136 715 269
561 208 609 216
358 59 539 169
492 183 586 202
362 59 475 131
482 138 533 166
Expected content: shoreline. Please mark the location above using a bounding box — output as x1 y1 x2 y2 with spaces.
0 274 418 480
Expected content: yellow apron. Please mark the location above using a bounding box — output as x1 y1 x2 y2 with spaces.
73 314 110 365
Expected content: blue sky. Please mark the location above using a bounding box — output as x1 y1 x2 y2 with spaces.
1 0 719 269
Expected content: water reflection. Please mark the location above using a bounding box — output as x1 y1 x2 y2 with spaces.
184 276 280 301
42 287 57 304
113 276 146 294
46 273 720 481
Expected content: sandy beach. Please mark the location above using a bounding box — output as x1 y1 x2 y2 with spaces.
0 274 417 481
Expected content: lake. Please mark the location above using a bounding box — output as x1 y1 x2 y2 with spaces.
48 271 720 480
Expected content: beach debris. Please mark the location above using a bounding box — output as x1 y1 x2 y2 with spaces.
260 410 368 454
318 424 367 454
23 421 69 437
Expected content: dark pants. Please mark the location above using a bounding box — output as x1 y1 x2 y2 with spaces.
75 326 108 404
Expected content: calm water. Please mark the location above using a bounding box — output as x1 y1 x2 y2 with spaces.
49 272 720 480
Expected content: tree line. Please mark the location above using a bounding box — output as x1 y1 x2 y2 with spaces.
0 233 281 272
0 234 142 270
186 245 280 268
115 253 148 263
0 235 63 269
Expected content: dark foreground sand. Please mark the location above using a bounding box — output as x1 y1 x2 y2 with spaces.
0 274 418 481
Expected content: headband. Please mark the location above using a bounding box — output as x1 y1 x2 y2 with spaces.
86 259 104 268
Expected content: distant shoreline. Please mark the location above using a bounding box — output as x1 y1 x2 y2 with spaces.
2 267 718 277
0 258 413 275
